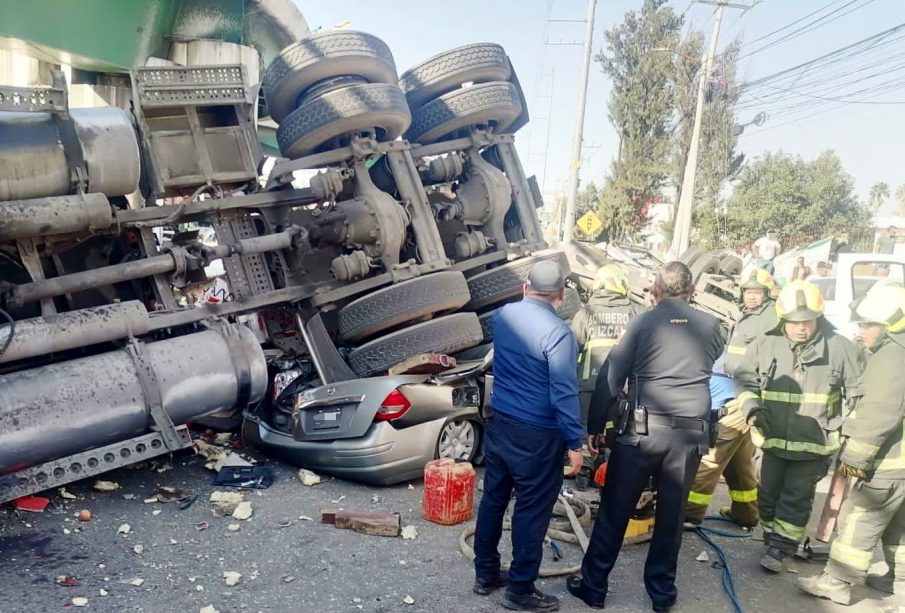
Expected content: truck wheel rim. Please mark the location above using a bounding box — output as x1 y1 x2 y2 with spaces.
438 419 476 461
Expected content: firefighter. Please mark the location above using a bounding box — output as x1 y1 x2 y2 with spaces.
725 267 779 377
683 358 759 528
571 264 643 426
683 268 777 527
735 279 864 573
796 285 905 605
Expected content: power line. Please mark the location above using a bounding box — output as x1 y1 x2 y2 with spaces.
736 0 849 49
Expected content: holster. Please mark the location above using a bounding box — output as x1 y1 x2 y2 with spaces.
708 409 721 447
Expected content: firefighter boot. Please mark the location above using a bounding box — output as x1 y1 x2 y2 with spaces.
760 545 786 573
795 572 852 605
865 571 905 596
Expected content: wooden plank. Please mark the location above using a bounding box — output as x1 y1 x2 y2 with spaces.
349 515 402 537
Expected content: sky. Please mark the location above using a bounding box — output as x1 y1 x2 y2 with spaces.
296 0 905 212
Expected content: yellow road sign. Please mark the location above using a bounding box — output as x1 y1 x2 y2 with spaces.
577 211 602 236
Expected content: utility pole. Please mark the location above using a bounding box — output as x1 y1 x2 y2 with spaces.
560 0 597 244
670 0 752 258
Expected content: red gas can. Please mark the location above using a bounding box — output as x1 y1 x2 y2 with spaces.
422 459 475 525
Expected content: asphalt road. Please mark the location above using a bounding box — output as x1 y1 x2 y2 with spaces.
0 448 901 613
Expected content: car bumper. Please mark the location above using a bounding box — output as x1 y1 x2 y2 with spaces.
242 415 445 486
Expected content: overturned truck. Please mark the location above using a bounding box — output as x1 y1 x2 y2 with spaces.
0 2 564 501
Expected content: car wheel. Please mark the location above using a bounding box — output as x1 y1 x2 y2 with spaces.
276 82 411 158
719 253 743 276
404 81 522 145
437 418 480 462
465 250 570 311
347 312 483 377
263 30 398 124
690 255 721 283
678 247 704 267
337 271 471 343
399 43 511 110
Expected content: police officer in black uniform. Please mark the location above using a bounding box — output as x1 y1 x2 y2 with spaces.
567 262 725 612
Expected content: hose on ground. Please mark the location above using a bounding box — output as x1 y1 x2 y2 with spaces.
694 516 751 613
459 497 591 577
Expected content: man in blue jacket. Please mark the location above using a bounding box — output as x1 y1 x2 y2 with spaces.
473 259 584 612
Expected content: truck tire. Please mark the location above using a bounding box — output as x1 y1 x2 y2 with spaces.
465 251 570 311
558 287 582 321
719 254 743 276
276 83 411 158
690 255 721 283
337 271 471 343
347 313 483 377
404 81 522 145
477 286 580 342
399 43 511 110
679 247 704 267
263 30 398 123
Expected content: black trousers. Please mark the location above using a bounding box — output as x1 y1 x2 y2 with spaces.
473 413 565 595
580 426 704 607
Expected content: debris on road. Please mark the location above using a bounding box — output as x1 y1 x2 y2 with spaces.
195 439 253 472
282 575 295 583
403 595 415 605
129 578 144 587
59 487 77 500
297 469 322 486
696 551 710 563
93 480 120 492
78 510 91 522
401 525 418 540
122 494 136 501
299 515 313 522
117 523 131 535
227 523 241 532
153 486 191 503
133 545 144 555
199 606 220 613
232 502 253 520
209 491 244 504
13 495 49 512
214 465 273 489
71 597 88 607
323 509 402 537
331 495 346 504
223 571 242 586
99 589 108 597
195 522 209 531
56 575 80 587
152 509 162 516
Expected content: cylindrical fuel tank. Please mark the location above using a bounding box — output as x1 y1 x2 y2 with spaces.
0 325 267 473
0 301 149 364
0 107 140 201
0 193 112 241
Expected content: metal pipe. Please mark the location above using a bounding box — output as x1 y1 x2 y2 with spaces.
0 193 112 241
0 325 267 473
11 254 176 306
0 301 149 364
494 142 545 247
11 228 302 306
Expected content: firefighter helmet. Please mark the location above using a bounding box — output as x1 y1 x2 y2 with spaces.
775 280 825 322
593 264 629 296
739 267 775 292
855 285 905 333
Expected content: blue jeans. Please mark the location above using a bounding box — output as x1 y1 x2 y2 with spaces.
473 413 565 595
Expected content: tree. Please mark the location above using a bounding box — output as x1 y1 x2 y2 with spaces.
869 181 890 210
595 0 684 240
694 150 871 250
895 184 905 215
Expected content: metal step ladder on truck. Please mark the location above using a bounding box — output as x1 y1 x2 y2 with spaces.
0 23 568 501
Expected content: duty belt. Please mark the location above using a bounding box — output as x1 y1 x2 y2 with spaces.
647 413 706 432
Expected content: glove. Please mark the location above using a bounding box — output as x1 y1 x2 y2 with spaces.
747 409 769 437
841 463 867 480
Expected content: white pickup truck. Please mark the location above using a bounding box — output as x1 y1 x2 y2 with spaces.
813 253 905 340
